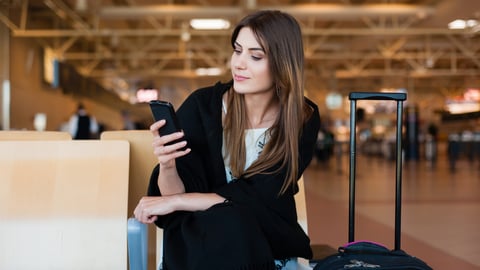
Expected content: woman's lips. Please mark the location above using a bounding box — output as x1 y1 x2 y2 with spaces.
234 74 248 81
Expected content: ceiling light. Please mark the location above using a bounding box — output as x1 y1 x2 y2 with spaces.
448 19 465 29
195 67 223 76
448 19 479 29
190 19 230 30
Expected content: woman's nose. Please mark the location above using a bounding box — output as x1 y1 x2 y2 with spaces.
232 54 246 70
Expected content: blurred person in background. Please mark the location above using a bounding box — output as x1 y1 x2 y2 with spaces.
68 103 99 139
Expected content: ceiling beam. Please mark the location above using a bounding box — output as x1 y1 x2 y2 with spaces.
273 4 435 19
99 5 241 19
10 27 472 38
98 4 435 20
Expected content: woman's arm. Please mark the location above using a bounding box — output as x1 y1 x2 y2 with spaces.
134 192 226 223
150 120 191 195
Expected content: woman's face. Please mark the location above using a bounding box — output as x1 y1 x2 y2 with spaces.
230 27 274 95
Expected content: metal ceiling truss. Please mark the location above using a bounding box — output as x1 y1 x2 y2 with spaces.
1 0 480 98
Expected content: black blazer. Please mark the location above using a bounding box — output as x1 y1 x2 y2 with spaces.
148 81 320 269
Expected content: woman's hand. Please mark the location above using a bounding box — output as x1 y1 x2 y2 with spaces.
150 120 191 168
133 195 178 224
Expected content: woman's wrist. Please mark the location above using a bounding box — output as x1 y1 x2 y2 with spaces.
158 165 185 195
169 193 183 212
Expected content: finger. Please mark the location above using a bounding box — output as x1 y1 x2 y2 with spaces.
146 215 158 223
156 144 190 164
133 197 150 220
133 204 144 221
136 208 151 223
163 139 188 152
160 131 185 145
150 120 166 135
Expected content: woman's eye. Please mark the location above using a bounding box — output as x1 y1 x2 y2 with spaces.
233 48 241 54
251 55 262 61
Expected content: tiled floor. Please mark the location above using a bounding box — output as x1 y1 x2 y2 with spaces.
303 143 480 270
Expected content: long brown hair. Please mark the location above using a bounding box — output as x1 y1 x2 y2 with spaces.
224 10 311 194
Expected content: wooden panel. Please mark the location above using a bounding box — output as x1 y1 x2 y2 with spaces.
100 130 160 270
0 140 129 270
295 176 311 267
100 130 156 214
0 130 72 140
295 176 308 232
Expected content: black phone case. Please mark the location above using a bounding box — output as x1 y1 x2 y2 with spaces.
149 100 182 137
149 100 186 150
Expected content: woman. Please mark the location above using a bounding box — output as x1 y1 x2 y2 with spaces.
134 10 320 270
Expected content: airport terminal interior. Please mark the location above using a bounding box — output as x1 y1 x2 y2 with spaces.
305 142 480 269
1 0 480 269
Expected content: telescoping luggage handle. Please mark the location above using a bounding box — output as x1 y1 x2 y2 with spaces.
348 92 406 251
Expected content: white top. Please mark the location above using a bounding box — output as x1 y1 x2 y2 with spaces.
223 127 268 183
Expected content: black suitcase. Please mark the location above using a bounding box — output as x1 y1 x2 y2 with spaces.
313 92 432 270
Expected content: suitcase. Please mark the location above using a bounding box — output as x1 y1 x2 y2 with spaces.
313 92 433 270
127 218 148 270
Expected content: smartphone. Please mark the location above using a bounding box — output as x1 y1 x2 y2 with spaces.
149 100 184 147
